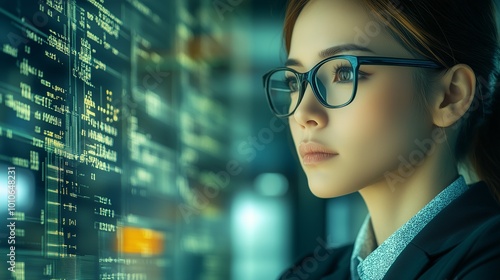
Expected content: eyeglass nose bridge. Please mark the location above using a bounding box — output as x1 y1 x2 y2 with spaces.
295 70 327 108
290 72 311 114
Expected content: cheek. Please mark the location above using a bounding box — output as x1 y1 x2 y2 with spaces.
336 70 427 172
289 119 302 147
359 79 414 132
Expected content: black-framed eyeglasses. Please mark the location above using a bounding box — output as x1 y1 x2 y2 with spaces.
262 55 443 118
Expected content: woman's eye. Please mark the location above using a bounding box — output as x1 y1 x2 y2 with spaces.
334 67 354 82
286 78 299 91
332 67 370 83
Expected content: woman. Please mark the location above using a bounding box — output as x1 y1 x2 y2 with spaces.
262 0 500 279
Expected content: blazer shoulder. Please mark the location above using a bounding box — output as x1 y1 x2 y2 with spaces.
451 214 500 278
413 213 500 279
277 243 353 280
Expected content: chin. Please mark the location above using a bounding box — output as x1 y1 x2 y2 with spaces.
307 177 359 198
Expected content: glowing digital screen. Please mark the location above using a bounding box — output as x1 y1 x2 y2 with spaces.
0 1 232 279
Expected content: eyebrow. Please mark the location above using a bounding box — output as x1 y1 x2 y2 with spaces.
285 44 375 67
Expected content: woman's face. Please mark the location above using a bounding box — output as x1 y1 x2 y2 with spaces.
288 0 433 197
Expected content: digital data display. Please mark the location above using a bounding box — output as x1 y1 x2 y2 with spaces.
0 1 232 279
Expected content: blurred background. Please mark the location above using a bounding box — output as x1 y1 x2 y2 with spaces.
0 0 367 279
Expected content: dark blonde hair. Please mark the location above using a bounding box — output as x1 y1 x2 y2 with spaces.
283 0 500 200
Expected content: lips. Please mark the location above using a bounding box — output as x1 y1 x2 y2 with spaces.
298 142 339 165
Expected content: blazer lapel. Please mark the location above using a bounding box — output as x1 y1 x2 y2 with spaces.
383 243 430 279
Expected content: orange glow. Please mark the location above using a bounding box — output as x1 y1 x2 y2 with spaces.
117 226 164 256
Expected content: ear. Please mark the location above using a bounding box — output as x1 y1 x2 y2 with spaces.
430 64 476 128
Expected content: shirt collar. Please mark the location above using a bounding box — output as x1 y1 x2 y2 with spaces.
350 175 468 280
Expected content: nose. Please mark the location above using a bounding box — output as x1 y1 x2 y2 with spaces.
292 84 328 129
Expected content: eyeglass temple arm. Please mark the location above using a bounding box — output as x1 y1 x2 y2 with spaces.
358 57 443 69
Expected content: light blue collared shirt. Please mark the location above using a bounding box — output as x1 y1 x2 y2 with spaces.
350 176 468 280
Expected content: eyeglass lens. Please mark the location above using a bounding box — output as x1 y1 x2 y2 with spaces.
267 58 355 116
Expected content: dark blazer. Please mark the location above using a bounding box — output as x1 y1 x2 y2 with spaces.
278 181 500 280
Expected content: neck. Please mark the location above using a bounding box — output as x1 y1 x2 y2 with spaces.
359 149 459 245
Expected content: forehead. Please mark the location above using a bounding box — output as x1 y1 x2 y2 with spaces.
288 0 411 67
